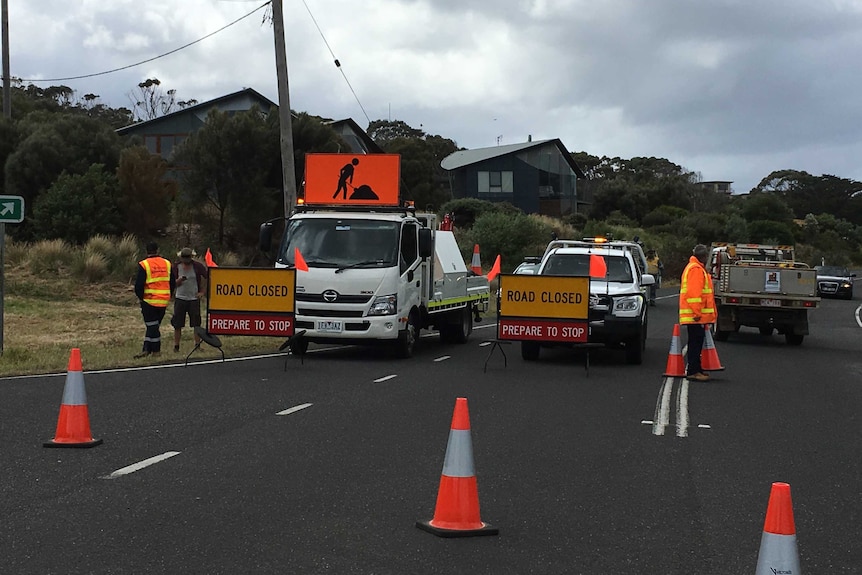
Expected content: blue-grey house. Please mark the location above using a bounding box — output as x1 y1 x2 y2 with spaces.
440 138 589 217
116 87 381 161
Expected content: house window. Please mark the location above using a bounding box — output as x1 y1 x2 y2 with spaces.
478 171 513 194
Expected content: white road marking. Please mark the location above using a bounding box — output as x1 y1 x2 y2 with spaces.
434 355 451 362
676 379 689 437
855 303 862 327
102 451 181 479
653 377 674 436
373 374 398 383
276 403 313 416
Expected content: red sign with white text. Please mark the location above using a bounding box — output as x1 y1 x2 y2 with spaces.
498 318 588 342
208 311 295 337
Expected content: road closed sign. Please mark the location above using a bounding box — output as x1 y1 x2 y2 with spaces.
207 268 296 336
498 274 589 343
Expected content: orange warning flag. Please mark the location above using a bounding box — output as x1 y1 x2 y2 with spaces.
205 248 218 267
294 247 309 272
589 254 606 278
486 255 501 282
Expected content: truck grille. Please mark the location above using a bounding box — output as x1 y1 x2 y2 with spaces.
296 293 372 304
297 308 366 318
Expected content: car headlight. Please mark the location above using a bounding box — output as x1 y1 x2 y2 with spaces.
368 294 397 316
612 295 642 317
842 282 852 288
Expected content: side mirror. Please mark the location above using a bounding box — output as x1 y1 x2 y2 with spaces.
418 229 433 259
259 222 274 252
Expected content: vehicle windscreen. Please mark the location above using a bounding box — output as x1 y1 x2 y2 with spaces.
279 218 400 269
817 266 848 276
542 254 633 282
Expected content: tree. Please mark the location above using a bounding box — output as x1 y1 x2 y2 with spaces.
290 112 349 195
367 119 426 146
4 114 123 239
128 78 184 121
116 146 177 237
739 191 795 224
32 164 123 244
174 107 280 246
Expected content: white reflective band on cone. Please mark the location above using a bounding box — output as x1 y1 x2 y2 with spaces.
755 532 801 575
61 371 88 406
441 429 475 478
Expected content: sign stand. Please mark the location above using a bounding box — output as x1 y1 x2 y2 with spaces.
184 326 224 367
279 329 307 369
483 282 510 373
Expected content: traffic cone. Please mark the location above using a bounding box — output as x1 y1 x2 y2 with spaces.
471 244 482 275
701 325 725 371
43 348 103 448
755 482 801 575
663 324 686 377
416 397 498 538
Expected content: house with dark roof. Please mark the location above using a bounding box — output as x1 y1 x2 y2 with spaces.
116 88 380 162
440 138 589 217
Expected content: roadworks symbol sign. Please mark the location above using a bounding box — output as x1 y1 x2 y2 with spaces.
303 154 400 206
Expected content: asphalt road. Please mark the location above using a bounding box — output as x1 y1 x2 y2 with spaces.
2 286 861 574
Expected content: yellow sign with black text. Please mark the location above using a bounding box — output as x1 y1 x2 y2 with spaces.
499 274 589 319
208 268 296 313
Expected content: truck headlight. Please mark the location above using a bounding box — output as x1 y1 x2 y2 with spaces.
612 296 642 317
368 294 397 316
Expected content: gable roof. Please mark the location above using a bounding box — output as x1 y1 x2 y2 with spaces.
441 138 586 178
325 118 384 154
116 87 276 134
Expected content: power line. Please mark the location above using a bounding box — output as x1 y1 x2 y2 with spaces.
18 1 270 83
299 0 370 125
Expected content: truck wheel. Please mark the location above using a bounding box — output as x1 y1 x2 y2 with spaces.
521 341 540 361
625 330 644 365
439 306 473 344
759 326 774 336
395 313 419 358
785 333 804 346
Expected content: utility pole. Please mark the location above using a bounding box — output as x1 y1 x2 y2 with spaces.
272 0 298 218
1 0 10 354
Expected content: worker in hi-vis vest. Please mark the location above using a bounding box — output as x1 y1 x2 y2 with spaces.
134 241 176 359
678 244 716 381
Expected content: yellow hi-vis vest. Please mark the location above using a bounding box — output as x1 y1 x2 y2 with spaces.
679 257 716 324
140 257 172 307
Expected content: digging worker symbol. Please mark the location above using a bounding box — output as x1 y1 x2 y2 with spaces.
332 157 379 201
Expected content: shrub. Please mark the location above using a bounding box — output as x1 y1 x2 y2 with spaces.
4 235 28 267
465 211 547 271
72 251 110 283
28 239 71 276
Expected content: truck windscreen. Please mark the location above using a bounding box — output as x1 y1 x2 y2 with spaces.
280 219 400 268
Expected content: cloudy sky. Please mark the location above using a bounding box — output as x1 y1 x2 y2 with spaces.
7 0 862 194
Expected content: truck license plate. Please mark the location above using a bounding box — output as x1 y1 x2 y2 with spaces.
317 320 343 332
760 299 782 307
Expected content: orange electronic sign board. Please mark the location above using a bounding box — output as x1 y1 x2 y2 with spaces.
303 153 400 206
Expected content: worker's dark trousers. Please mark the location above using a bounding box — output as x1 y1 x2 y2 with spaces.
685 324 706 375
140 301 168 353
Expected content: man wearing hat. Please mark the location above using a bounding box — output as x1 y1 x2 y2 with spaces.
171 247 208 352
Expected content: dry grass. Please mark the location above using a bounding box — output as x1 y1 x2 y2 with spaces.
0 266 280 378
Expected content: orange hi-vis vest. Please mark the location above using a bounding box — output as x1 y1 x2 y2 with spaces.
140 257 172 307
679 256 716 325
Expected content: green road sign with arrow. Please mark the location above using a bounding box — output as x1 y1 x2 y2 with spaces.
0 195 24 223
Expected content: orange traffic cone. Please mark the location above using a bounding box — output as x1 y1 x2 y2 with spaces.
663 324 686 377
701 325 725 371
416 397 498 538
43 348 103 448
470 244 482 275
755 482 801 575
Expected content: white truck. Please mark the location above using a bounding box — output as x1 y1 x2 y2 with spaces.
258 153 490 358
709 243 819 345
